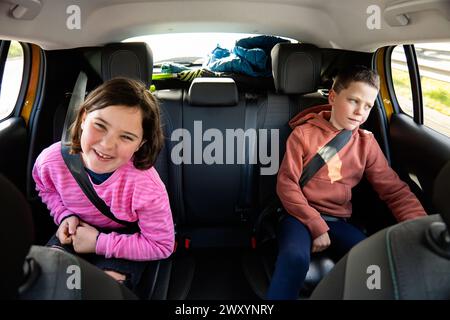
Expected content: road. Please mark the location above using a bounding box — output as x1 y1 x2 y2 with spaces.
1 52 449 136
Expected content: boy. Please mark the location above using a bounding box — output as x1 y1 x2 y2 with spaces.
266 65 427 300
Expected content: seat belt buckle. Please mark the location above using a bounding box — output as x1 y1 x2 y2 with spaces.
251 236 257 249
184 237 191 249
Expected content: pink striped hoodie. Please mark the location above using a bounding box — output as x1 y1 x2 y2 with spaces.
32 141 174 261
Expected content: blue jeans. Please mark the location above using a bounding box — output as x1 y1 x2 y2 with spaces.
266 214 366 300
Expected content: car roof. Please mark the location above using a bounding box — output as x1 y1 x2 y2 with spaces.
1 0 450 51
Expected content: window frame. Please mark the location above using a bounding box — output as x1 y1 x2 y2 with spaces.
386 44 424 124
0 40 31 121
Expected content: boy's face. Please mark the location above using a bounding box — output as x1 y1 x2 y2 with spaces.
328 81 379 131
80 105 145 174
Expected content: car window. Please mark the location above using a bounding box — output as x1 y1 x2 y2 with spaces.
391 46 413 117
0 40 24 120
390 43 450 137
124 32 297 66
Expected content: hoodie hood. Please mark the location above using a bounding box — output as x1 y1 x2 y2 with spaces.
288 104 339 132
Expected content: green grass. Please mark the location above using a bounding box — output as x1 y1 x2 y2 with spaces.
7 41 23 59
392 69 450 117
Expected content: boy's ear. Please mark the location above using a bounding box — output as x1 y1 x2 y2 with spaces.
328 89 336 105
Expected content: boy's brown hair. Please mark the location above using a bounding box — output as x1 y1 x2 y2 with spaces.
69 77 163 170
332 65 380 93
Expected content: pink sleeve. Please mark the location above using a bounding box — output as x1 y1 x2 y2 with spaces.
32 160 74 225
96 191 175 261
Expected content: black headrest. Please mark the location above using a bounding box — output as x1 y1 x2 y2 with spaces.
101 42 153 88
271 43 321 94
187 78 239 106
433 161 450 229
0 175 34 299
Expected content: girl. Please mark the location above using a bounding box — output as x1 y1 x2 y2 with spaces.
32 78 174 295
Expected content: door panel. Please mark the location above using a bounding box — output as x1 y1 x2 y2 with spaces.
390 112 450 212
0 117 27 191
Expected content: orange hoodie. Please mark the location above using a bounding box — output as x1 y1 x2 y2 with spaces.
276 105 427 239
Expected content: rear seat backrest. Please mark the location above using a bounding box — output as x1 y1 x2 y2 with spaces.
156 78 259 247
28 42 155 242
52 42 153 142
100 42 153 88
184 78 248 227
258 43 327 206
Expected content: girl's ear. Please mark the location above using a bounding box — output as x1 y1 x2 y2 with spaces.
80 111 87 130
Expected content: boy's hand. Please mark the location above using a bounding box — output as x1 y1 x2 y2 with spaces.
72 221 100 254
312 232 331 253
56 215 80 245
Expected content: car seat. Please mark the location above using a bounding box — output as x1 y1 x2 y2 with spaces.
310 161 450 299
0 173 137 299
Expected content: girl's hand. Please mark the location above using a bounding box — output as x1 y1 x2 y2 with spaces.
312 232 331 253
72 221 100 254
56 215 80 245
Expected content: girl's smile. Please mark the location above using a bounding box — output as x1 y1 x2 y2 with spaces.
80 105 145 174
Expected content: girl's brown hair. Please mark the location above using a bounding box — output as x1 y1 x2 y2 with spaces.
69 77 163 170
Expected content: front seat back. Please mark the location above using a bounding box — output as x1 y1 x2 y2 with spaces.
310 161 450 299
0 174 34 299
0 174 137 299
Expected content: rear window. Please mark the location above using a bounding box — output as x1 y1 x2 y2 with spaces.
124 32 297 69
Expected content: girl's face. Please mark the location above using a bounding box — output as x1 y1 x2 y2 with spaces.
80 105 145 174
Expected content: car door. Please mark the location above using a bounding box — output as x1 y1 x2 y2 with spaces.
380 43 450 214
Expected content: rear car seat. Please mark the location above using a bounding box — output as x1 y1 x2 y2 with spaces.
27 42 164 299
245 43 338 298
157 78 256 246
250 42 405 299
154 77 264 299
153 44 338 299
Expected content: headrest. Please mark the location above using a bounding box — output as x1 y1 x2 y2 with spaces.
101 42 153 88
271 43 321 94
187 78 239 106
0 175 34 299
433 161 450 229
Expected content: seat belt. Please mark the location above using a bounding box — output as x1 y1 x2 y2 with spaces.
236 93 259 222
299 129 352 187
253 129 352 246
60 72 138 230
61 146 139 229
62 71 87 144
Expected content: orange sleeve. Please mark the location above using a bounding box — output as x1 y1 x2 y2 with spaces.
276 127 329 239
364 135 427 221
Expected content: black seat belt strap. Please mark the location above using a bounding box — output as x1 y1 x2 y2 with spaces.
62 71 87 144
60 72 138 230
237 93 259 222
253 129 352 244
61 145 138 229
299 129 352 188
